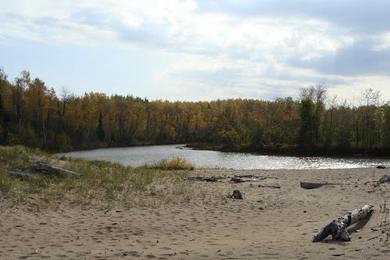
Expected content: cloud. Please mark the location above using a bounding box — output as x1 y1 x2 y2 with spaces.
196 0 390 34
0 0 347 56
1 0 390 101
290 38 390 76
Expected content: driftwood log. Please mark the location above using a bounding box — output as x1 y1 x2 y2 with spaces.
258 184 281 189
230 176 266 183
187 175 276 183
186 176 224 182
33 162 80 176
8 162 80 179
300 181 339 190
8 170 37 180
313 205 374 242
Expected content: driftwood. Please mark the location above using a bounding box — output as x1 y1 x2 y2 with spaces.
186 176 224 182
187 174 269 183
313 205 374 242
300 181 339 190
33 162 80 176
258 184 281 189
8 170 37 180
230 176 266 183
8 162 80 179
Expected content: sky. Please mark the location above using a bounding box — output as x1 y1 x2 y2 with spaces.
1 0 390 102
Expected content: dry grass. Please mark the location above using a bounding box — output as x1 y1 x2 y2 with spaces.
0 146 193 210
148 157 194 171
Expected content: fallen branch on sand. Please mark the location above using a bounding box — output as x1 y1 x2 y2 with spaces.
258 184 281 189
33 162 80 176
187 174 277 183
8 162 80 179
300 181 339 190
8 170 37 179
186 176 225 182
230 176 267 183
313 204 374 242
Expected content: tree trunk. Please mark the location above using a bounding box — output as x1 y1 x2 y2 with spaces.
313 205 374 242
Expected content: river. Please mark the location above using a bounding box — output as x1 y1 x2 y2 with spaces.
61 144 390 170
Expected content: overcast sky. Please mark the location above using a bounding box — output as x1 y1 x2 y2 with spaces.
1 0 390 102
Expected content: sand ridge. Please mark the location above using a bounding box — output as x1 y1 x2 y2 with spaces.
0 168 389 259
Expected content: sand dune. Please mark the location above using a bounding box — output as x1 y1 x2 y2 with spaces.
1 168 389 259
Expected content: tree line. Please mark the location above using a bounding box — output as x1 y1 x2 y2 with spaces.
1 69 390 156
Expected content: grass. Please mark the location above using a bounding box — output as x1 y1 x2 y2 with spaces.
0 146 194 210
148 157 194 171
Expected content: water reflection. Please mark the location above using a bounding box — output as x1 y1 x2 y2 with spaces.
62 144 390 170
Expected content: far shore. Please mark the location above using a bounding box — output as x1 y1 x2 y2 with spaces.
187 142 390 159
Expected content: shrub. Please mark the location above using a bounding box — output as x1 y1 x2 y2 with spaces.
150 157 194 171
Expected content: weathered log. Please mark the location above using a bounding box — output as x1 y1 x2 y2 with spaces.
8 170 37 180
300 181 339 189
313 204 374 242
230 176 266 183
258 184 281 189
230 176 246 183
233 174 255 178
33 162 80 176
187 175 276 183
186 176 223 182
300 182 326 189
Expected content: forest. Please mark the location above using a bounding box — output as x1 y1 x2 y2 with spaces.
1 68 390 156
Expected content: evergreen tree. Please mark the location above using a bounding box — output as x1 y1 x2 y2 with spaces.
97 111 105 142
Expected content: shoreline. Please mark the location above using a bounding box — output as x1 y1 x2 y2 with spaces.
186 142 390 160
42 140 390 160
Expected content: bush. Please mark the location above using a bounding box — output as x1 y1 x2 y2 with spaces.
150 157 194 171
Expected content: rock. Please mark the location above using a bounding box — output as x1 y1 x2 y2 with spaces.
378 175 390 184
376 165 387 169
231 190 243 199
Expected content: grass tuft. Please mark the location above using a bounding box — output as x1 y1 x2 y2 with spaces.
148 157 194 171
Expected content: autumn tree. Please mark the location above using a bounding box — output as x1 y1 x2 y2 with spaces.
0 69 389 155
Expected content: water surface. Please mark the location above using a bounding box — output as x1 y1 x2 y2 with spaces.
61 144 390 170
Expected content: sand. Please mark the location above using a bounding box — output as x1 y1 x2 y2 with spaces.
1 168 389 259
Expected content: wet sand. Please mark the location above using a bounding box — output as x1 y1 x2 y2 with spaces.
1 168 389 259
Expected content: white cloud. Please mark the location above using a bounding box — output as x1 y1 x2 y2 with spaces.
1 0 390 101
374 31 390 50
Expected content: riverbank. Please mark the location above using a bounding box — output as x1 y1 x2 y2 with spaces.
187 142 390 159
1 160 389 258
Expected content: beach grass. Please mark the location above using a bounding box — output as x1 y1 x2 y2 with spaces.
147 157 194 171
0 146 192 209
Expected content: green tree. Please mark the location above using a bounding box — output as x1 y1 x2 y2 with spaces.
299 97 316 149
97 111 105 142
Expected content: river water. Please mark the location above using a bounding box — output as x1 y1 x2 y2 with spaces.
61 144 390 170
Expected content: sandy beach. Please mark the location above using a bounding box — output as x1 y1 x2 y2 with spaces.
1 168 389 259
